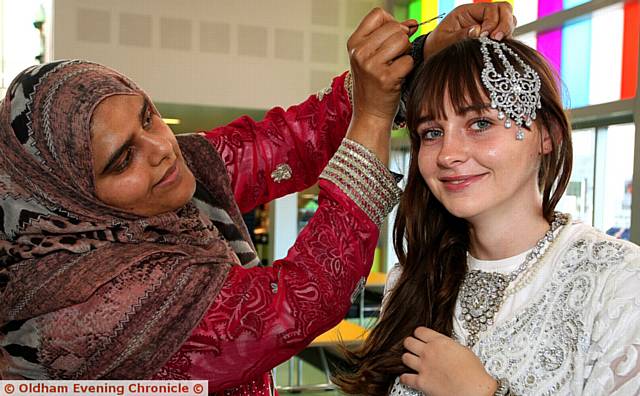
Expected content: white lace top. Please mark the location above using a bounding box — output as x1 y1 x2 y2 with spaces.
385 222 640 395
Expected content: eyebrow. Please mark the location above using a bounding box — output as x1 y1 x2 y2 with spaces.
416 103 493 125
100 100 148 174
457 103 492 114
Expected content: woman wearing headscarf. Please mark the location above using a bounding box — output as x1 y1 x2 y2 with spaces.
0 4 515 394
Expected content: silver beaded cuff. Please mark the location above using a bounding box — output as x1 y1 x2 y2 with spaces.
344 72 354 107
320 138 402 226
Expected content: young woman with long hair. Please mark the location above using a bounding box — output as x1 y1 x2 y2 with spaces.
336 37 640 395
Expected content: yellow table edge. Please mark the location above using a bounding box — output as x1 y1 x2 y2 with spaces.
311 320 369 347
366 271 386 288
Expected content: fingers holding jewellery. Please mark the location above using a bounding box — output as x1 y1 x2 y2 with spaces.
347 8 416 122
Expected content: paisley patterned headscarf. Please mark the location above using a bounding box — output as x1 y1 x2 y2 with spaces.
0 60 256 379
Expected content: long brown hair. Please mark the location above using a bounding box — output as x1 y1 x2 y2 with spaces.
335 38 573 395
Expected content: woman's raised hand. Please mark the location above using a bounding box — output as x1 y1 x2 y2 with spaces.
425 1 516 58
346 8 416 163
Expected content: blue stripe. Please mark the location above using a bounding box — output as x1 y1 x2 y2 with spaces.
563 0 590 10
561 15 592 108
439 0 456 16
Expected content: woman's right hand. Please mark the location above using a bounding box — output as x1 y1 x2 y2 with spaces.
346 8 416 163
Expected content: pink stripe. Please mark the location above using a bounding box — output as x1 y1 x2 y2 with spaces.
536 28 562 77
538 0 563 18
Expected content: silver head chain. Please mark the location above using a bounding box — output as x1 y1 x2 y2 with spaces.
479 37 542 141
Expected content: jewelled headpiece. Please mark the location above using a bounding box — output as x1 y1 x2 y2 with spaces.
479 37 541 140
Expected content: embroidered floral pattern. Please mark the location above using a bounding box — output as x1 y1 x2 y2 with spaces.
204 72 352 214
472 227 640 395
158 184 379 393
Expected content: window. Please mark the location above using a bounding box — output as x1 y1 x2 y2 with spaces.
557 128 595 225
558 123 635 239
597 123 634 239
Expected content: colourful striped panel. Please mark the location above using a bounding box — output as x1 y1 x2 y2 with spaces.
400 0 636 106
621 0 639 99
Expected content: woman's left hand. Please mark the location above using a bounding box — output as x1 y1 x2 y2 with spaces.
400 327 498 396
424 1 516 59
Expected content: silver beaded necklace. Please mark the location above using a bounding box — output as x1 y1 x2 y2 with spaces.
459 212 569 347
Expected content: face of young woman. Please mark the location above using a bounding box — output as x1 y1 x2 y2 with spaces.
416 95 551 222
91 94 196 217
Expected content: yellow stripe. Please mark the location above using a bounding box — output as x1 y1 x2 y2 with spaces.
496 0 515 9
421 0 439 34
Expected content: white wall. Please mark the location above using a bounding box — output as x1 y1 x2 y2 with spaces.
53 0 382 109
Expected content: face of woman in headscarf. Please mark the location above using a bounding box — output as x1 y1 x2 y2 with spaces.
91 94 196 217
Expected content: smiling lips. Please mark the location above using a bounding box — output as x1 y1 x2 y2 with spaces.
439 173 487 192
156 162 180 188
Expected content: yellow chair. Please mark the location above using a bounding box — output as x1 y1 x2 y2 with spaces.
311 319 369 347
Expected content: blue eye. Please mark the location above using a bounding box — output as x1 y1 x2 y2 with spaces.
420 129 444 141
471 118 492 131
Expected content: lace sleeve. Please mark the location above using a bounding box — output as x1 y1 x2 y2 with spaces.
583 255 640 394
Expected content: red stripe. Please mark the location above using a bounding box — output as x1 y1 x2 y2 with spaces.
473 0 493 3
621 0 639 99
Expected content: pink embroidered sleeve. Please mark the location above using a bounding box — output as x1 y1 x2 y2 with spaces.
156 181 378 391
155 139 402 391
201 72 352 213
